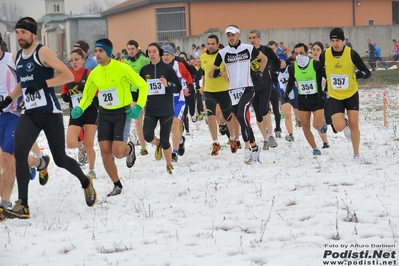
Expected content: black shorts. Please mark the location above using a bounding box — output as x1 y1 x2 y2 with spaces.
298 94 324 112
69 104 98 127
97 106 131 142
204 91 232 120
329 91 359 116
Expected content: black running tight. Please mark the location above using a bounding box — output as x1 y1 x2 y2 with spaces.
14 114 90 203
143 114 173 150
232 89 255 143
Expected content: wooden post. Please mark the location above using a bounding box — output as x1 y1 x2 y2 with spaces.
383 91 387 127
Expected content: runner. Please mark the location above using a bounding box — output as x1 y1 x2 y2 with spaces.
317 28 371 161
140 43 182 173
311 42 330 148
284 43 327 155
277 55 299 142
0 17 97 219
71 38 148 196
162 44 193 162
126 40 150 155
248 30 280 150
200 34 236 156
61 49 98 177
209 25 267 163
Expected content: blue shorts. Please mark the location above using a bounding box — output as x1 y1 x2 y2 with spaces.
174 101 186 120
0 112 19 154
280 95 298 109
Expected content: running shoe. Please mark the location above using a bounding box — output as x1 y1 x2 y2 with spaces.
230 140 238 153
155 145 162 161
126 141 136 168
275 130 282 138
88 170 96 179
244 149 252 164
78 146 87 164
84 175 97 206
251 145 261 163
197 113 205 121
320 122 328 134
268 136 278 148
211 143 221 156
322 142 330 149
3 200 30 219
107 186 122 197
313 148 322 156
343 118 351 140
285 134 295 142
178 136 186 156
38 155 50 186
166 165 174 174
140 149 148 156
262 140 269 150
353 154 364 163
172 153 178 162
236 140 242 149
295 118 302 128
30 167 36 180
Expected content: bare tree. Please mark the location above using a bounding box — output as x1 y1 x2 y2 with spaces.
0 2 25 21
83 0 122 13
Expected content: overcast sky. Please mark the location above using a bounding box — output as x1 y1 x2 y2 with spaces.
4 0 126 20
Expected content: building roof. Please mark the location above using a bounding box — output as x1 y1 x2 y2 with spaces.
37 14 69 24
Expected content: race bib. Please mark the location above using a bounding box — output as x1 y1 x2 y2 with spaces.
298 80 317 95
0 90 7 101
22 88 47 110
99 88 120 107
278 77 288 91
71 93 83 108
229 88 245 106
147 79 165 96
330 74 349 90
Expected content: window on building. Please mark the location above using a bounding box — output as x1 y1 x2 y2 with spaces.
368 19 375 26
393 2 399 24
54 5 56 12
156 7 186 42
57 5 59 12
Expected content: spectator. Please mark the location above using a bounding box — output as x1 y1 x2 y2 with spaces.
279 42 290 56
175 46 181 56
392 39 399 62
366 39 376 71
374 43 387 70
192 44 201 58
324 43 330 49
201 44 206 54
0 34 8 52
345 38 352 48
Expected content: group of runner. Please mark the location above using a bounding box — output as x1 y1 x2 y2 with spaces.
0 17 370 220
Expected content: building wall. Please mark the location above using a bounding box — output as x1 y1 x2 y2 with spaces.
105 0 394 53
107 2 191 53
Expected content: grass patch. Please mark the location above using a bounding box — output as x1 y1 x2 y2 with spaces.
357 69 399 88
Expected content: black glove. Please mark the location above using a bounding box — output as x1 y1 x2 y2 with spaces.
355 71 365 79
271 72 278 83
283 93 289 102
252 71 263 82
61 93 71 103
318 91 327 105
213 68 221 78
187 84 195 95
0 96 13 112
25 81 48 95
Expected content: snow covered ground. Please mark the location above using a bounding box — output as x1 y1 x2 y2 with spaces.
1 87 398 266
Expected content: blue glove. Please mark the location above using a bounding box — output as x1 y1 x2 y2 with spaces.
71 106 83 119
125 105 143 119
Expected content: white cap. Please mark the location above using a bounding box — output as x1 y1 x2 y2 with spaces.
225 26 240 34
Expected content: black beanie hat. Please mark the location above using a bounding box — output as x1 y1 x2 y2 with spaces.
330 28 345 41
